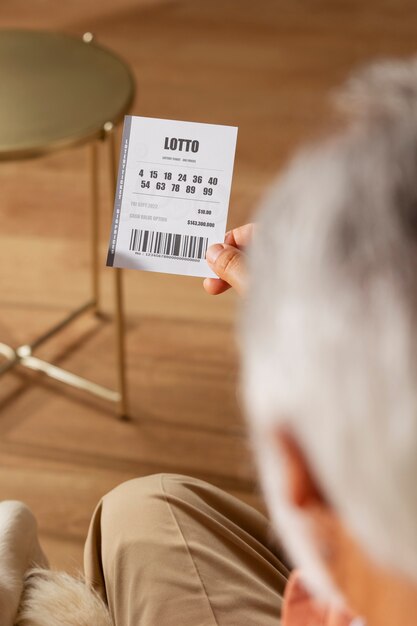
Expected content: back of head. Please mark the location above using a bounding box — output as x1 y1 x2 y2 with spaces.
241 57 417 598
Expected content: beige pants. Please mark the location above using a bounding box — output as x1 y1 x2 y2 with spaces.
84 474 289 626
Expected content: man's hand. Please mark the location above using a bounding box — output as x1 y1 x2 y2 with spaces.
203 223 254 296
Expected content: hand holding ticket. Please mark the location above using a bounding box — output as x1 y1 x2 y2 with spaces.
107 116 238 278
204 223 254 297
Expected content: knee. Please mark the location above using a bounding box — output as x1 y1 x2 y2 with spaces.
99 474 193 543
101 473 193 512
102 473 198 512
103 474 165 508
97 474 195 571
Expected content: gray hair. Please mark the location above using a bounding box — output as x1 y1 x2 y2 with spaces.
242 57 417 588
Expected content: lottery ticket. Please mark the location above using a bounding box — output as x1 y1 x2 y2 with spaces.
106 116 238 278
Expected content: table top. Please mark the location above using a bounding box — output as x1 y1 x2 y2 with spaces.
0 30 135 160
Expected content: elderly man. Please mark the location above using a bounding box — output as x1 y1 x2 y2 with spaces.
7 58 417 625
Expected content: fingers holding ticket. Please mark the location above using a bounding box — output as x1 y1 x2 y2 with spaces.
204 223 254 296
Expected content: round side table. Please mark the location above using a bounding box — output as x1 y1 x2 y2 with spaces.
0 30 135 418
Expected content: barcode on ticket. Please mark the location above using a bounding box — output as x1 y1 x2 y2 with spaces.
129 229 209 261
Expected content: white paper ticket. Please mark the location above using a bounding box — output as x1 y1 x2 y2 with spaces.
107 116 238 278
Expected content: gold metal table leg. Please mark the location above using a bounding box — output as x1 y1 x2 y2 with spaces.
90 140 100 314
0 304 121 404
18 352 120 403
105 122 129 419
0 343 16 360
0 343 18 375
1 126 129 417
30 300 96 351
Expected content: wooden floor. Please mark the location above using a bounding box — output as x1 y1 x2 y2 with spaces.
1 0 417 572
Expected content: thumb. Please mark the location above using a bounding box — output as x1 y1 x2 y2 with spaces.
206 243 247 295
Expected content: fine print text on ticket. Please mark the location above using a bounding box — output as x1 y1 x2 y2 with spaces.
107 115 238 278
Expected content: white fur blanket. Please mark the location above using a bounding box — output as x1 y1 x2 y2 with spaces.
0 501 112 626
0 501 47 626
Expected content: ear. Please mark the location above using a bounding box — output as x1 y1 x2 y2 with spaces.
274 429 326 510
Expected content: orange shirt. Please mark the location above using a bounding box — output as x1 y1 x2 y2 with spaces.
283 571 356 626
